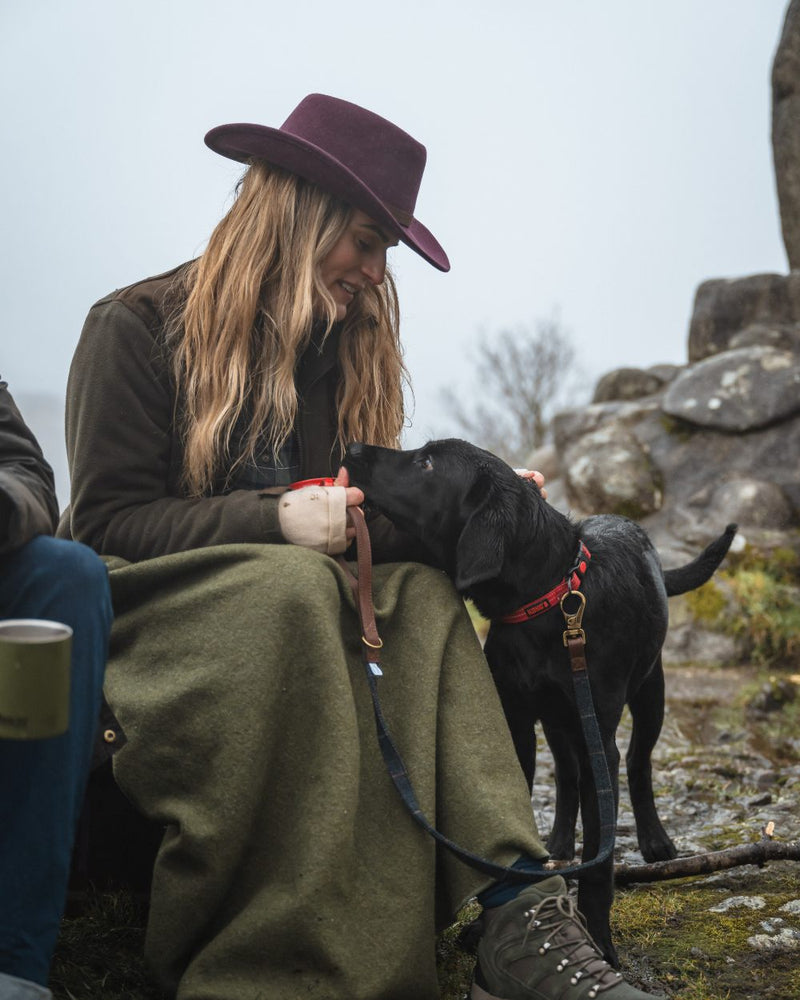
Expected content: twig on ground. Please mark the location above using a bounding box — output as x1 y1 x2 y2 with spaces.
613 838 800 885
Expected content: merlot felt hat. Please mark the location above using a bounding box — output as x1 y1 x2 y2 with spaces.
204 93 450 272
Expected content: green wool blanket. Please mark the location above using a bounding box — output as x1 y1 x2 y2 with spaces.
104 544 545 1000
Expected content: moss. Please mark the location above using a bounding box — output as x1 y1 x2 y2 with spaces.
684 578 728 624
437 901 480 998
681 543 800 669
728 543 800 583
660 414 697 441
614 498 656 521
613 872 800 1000
724 570 800 666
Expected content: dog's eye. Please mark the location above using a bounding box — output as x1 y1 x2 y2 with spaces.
416 454 434 471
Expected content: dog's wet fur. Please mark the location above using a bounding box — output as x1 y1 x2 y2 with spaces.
344 437 736 965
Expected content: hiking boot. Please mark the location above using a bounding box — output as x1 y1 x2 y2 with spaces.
472 877 654 999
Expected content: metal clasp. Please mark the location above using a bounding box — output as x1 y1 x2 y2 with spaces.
560 589 587 646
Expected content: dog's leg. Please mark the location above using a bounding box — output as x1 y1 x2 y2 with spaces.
626 656 678 862
540 721 579 861
576 732 620 968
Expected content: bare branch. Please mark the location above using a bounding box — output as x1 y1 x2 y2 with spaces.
612 839 800 885
438 316 586 464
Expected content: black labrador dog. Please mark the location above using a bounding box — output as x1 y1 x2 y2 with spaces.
344 437 736 965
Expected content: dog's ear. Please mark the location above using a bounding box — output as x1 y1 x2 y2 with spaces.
454 480 506 591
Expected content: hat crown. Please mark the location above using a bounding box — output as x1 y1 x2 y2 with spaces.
204 93 449 270
280 94 426 217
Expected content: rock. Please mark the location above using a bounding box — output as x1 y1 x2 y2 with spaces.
552 399 662 452
523 442 560 482
662 346 800 431
747 927 800 951
646 363 682 384
746 677 799 714
592 367 665 403
654 411 800 528
773 0 800 269
561 422 663 518
708 895 766 913
661 607 741 667
755 769 779 790
780 900 800 914
687 273 800 361
730 321 800 352
701 477 795 531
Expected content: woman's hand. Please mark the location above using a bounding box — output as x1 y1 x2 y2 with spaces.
514 468 547 500
276 468 364 554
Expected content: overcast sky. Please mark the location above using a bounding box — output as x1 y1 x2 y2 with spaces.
1 0 790 471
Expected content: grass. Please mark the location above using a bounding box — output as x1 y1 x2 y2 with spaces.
57 868 800 1000
52 892 162 1000
684 541 800 669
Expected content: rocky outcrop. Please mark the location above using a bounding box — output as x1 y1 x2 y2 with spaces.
549 267 800 544
538 273 800 664
528 4 800 665
688 273 800 360
773 0 800 269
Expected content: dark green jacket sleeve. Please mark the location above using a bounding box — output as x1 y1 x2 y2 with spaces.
60 299 284 562
0 379 59 554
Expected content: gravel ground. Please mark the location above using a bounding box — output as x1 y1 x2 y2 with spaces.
529 664 800 999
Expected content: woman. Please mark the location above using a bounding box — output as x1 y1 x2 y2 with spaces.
60 94 652 1000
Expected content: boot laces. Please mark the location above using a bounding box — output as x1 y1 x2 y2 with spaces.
521 894 624 997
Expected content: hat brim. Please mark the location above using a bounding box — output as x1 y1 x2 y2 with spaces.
205 123 450 272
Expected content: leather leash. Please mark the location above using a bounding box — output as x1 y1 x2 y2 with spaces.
338 505 616 882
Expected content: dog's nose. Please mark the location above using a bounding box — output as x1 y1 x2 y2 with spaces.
347 442 364 457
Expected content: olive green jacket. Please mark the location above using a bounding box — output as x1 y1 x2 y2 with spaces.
58 263 421 564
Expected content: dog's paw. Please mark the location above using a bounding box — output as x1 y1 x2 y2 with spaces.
639 836 678 863
545 831 577 860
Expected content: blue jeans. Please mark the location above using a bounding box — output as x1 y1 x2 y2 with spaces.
0 536 111 988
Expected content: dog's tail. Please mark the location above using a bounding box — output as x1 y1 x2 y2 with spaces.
663 523 738 596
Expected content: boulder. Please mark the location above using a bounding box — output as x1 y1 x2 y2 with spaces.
702 478 795 531
552 398 662 453
523 442 560 482
592 366 666 403
730 321 800 352
662 346 800 431
562 422 663 519
687 273 800 361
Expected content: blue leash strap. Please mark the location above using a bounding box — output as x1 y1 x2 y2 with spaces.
341 506 617 883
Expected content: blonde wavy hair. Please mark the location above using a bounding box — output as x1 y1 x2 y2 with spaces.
170 162 407 496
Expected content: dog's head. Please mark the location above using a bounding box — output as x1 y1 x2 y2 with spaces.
344 438 540 592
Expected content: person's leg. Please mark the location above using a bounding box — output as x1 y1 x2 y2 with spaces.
0 537 111 990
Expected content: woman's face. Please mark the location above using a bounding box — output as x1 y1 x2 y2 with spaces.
318 209 398 320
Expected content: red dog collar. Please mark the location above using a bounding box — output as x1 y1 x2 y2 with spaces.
498 542 591 625
289 477 336 490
